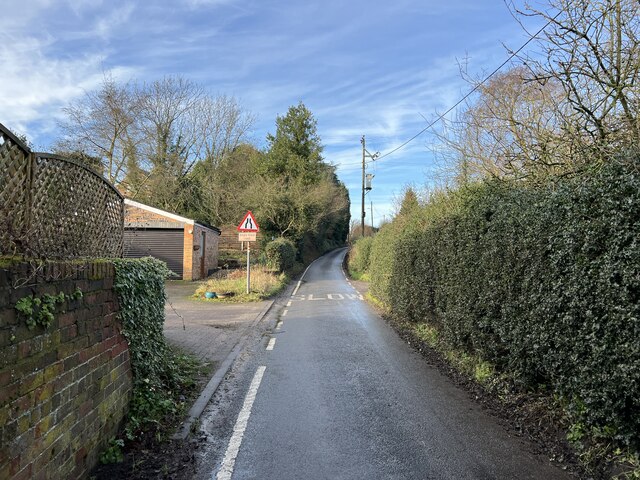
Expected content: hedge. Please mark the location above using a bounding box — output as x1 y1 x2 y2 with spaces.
348 236 374 278
367 158 640 448
264 237 297 271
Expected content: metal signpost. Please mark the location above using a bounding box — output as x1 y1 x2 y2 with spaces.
237 211 260 294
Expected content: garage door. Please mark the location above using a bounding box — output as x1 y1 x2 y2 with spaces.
124 229 184 278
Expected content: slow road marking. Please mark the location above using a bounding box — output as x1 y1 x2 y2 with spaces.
215 366 267 480
291 293 363 301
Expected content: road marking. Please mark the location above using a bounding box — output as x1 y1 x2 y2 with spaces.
291 293 363 301
291 257 317 296
286 301 292 307
282 309 288 317
266 338 276 350
215 366 266 480
276 320 283 330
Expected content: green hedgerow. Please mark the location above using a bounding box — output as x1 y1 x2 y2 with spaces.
367 156 640 450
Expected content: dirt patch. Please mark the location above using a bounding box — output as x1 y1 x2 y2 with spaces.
91 437 203 480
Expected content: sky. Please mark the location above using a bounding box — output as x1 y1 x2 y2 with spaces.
0 0 545 228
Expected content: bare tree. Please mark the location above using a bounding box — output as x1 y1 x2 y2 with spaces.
438 66 568 181
197 95 255 167
513 0 640 159
56 74 139 186
135 75 205 176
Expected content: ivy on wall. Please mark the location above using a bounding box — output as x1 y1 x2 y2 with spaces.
113 257 197 440
15 288 83 330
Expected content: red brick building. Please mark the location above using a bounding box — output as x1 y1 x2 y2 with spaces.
124 199 220 280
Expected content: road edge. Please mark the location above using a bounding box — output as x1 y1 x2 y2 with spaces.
173 298 276 440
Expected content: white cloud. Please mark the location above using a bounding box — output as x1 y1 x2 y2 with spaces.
0 35 136 147
181 0 237 8
94 3 135 40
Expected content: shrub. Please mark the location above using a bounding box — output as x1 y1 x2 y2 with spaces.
368 157 640 449
348 236 374 278
264 238 296 272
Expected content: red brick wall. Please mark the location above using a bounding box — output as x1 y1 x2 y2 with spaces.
187 225 219 281
0 261 132 480
124 204 182 225
218 225 264 252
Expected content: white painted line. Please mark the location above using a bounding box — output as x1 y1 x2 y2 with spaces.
266 338 276 350
286 301 292 307
282 309 288 317
215 366 267 480
292 259 316 296
276 320 283 330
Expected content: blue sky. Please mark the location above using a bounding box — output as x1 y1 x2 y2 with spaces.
0 0 543 227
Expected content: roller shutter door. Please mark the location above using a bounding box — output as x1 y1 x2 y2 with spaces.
124 229 184 278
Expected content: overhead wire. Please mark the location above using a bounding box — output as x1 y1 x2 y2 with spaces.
371 10 561 161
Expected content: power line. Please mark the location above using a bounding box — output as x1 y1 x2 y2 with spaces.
374 11 560 161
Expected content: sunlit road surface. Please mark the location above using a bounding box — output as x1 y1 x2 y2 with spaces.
209 248 570 480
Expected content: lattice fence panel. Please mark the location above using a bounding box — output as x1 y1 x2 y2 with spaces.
30 154 124 258
0 123 124 259
0 129 30 256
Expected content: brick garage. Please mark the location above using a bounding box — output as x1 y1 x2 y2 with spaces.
0 261 131 480
123 200 220 281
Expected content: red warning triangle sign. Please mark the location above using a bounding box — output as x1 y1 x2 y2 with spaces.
237 211 260 232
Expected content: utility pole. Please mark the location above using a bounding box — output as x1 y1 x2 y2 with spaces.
360 135 379 238
361 135 366 238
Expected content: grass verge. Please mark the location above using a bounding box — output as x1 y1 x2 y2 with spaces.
193 266 288 302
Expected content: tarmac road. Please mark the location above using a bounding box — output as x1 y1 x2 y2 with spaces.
198 248 572 480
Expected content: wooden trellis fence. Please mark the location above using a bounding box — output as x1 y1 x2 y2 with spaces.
0 122 124 259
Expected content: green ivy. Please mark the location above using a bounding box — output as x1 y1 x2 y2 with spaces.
15 288 83 330
99 438 124 464
112 257 199 441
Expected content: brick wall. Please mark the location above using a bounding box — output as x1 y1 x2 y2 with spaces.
124 204 183 229
218 225 264 252
184 224 220 281
0 261 132 480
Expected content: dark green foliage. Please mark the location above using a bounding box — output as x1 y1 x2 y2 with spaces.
368 157 640 448
113 257 199 440
263 102 324 184
264 238 296 272
99 438 125 464
257 103 350 260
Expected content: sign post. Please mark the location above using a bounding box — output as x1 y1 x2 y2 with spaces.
237 211 260 294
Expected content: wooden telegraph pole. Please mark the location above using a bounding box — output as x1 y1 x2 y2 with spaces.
361 136 379 238
361 136 366 238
